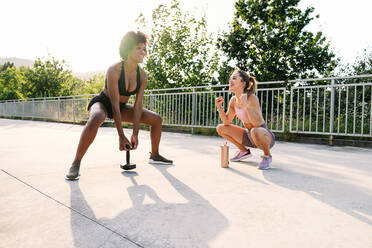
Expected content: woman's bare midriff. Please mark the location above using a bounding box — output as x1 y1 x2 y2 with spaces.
243 121 265 129
103 88 130 104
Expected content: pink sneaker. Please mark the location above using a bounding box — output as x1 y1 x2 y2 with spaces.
230 149 252 162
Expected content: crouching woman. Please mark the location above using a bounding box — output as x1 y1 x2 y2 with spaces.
215 69 275 169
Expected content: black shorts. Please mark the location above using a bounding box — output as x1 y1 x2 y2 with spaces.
87 91 126 119
242 123 275 148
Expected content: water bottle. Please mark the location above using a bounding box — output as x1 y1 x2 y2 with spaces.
221 142 229 168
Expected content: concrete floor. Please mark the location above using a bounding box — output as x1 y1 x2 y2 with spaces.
1 118 371 248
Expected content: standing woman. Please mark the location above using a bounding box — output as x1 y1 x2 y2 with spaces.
66 31 172 180
215 69 275 169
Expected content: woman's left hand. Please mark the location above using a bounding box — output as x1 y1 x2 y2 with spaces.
130 134 138 150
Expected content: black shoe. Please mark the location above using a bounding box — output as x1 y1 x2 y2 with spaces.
66 164 80 180
149 153 173 165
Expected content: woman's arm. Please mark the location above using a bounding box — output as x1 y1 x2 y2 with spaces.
216 96 236 125
131 69 148 149
106 66 130 150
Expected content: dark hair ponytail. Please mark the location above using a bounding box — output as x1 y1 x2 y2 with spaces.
235 69 257 96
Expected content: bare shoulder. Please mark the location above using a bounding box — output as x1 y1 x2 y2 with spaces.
139 67 147 81
247 94 260 106
247 94 259 102
229 96 237 106
106 62 121 78
137 67 147 89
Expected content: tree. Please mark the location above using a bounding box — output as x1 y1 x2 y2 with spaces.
0 61 15 72
337 46 372 82
0 67 26 100
140 0 219 89
69 73 105 95
350 47 372 75
217 0 338 83
22 55 74 98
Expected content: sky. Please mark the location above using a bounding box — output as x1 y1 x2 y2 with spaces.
1 0 371 73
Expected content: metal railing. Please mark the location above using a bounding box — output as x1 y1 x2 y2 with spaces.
1 74 371 138
290 75 372 137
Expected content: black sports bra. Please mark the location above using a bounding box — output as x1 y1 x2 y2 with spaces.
105 61 141 96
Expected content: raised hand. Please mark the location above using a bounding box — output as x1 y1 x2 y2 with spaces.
215 96 224 108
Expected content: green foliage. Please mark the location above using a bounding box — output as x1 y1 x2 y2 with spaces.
70 73 105 95
22 55 74 98
140 0 219 89
0 66 26 100
337 47 372 118
349 47 372 75
0 62 15 72
217 0 338 83
0 55 104 100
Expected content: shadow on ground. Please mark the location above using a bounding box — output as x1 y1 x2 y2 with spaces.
68 164 228 248
262 166 372 226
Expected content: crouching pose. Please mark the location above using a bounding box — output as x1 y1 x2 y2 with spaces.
216 69 275 169
66 31 172 180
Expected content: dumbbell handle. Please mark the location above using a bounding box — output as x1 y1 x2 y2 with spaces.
126 150 130 164
125 144 131 164
125 143 135 164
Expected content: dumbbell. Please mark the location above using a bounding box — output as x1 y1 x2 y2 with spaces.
120 143 136 170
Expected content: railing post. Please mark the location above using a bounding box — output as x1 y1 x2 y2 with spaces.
58 97 60 122
22 100 25 120
289 87 293 133
44 98 47 121
150 93 153 112
191 89 196 134
329 79 335 145
283 88 286 132
72 97 76 124
32 99 35 120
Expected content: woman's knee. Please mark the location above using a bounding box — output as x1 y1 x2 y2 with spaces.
151 114 162 126
250 128 264 140
87 112 106 128
216 124 228 135
251 128 270 144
